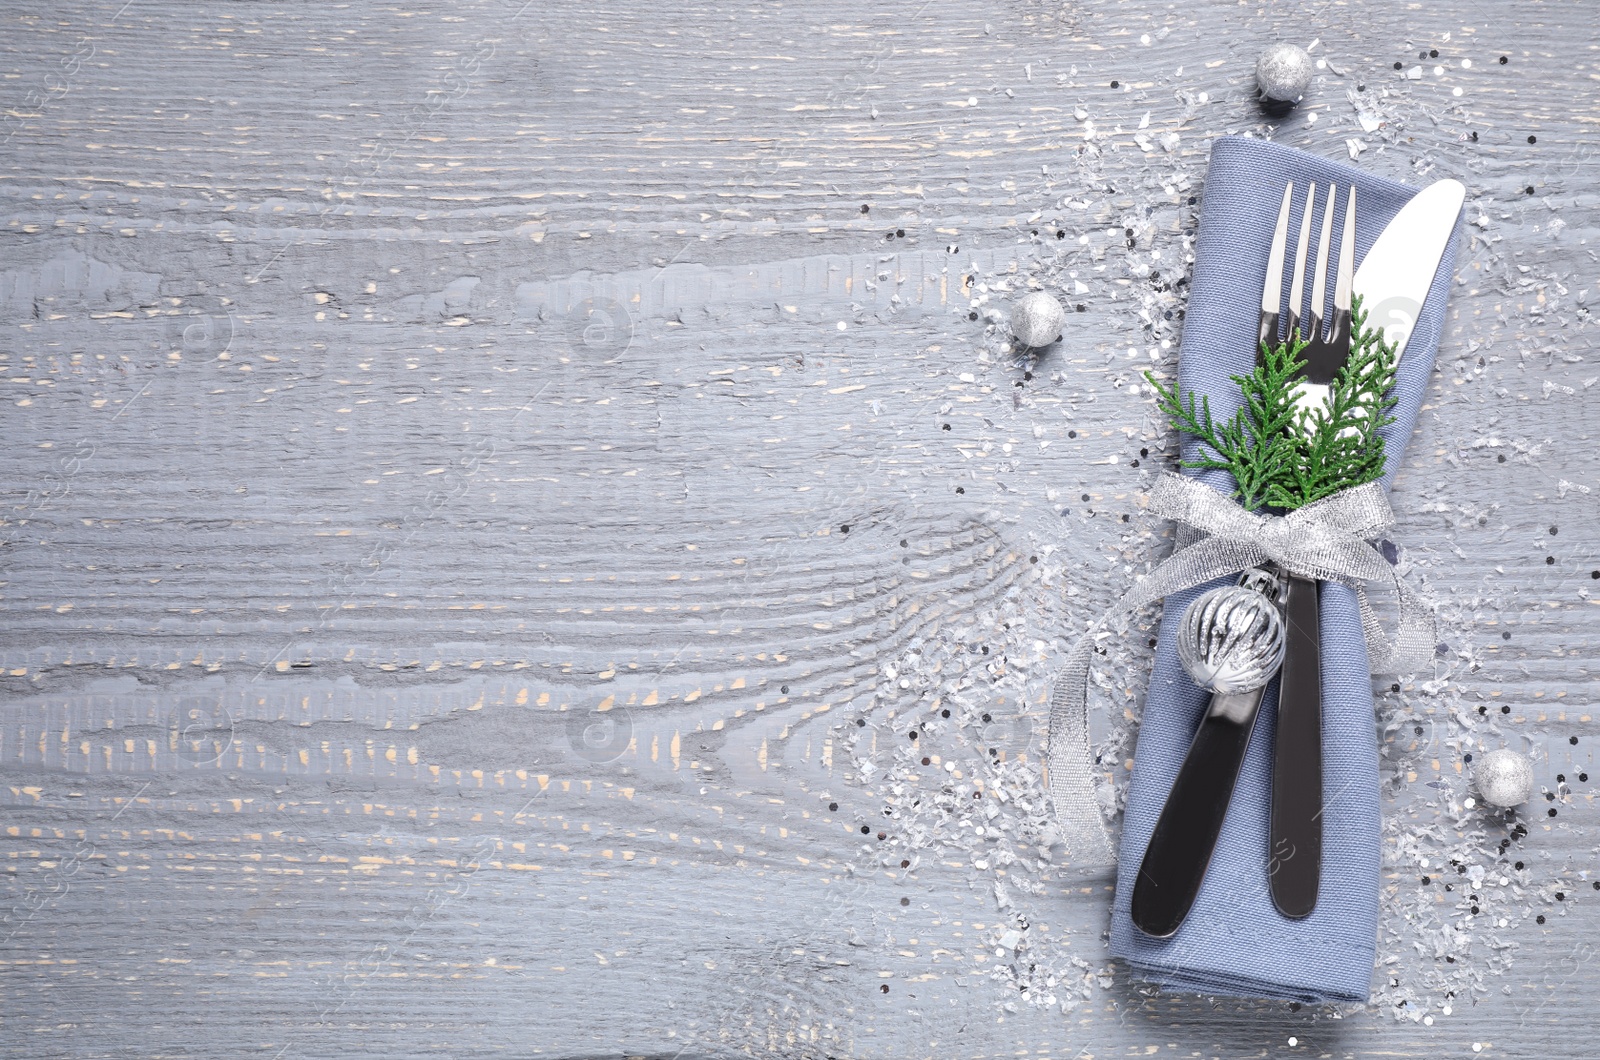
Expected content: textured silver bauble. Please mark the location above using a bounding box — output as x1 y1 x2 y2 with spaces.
1176 585 1287 695
1009 291 1066 348
1472 747 1534 808
1256 43 1314 104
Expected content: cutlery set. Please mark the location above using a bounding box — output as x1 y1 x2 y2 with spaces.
1129 175 1466 939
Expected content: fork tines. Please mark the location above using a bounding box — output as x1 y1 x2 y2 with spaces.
1258 182 1358 386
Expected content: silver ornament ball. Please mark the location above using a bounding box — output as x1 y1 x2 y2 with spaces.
1256 43 1314 104
1176 585 1287 695
1009 291 1066 348
1472 748 1534 808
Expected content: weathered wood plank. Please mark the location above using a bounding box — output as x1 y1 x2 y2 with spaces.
2 1 1596 1057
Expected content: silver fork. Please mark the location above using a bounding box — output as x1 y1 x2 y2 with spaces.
1260 180 1356 921
1262 182 1358 427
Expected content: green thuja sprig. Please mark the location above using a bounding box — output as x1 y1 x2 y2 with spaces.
1143 293 1401 513
1270 296 1401 506
1143 331 1309 512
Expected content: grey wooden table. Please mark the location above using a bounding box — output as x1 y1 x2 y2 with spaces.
2 2 1596 1057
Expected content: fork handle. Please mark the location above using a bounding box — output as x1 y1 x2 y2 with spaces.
1269 574 1322 919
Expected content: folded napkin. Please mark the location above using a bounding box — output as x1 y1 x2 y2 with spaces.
1107 136 1463 1003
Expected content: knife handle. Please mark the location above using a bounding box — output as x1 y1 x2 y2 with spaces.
1269 574 1322 920
1130 687 1267 939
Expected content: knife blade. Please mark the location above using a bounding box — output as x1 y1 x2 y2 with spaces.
1354 177 1465 353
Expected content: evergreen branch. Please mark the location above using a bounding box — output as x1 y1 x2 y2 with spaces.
1145 293 1401 512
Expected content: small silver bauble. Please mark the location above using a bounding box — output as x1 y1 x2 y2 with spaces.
1256 43 1314 104
1009 291 1066 348
1472 748 1534 808
1176 585 1287 695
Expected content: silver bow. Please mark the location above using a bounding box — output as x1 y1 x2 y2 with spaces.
1045 471 1437 870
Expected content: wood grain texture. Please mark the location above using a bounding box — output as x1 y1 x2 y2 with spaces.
1 1 1596 1057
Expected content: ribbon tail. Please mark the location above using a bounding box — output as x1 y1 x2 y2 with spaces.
1354 568 1438 674
1045 536 1265 870
1046 635 1118 870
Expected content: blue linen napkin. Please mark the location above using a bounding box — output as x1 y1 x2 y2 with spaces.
1107 135 1463 1003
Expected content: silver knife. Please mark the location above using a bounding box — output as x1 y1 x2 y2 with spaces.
1268 176 1464 920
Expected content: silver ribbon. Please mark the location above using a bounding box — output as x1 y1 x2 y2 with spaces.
1045 471 1437 870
